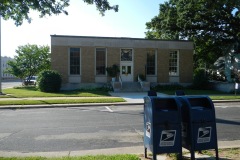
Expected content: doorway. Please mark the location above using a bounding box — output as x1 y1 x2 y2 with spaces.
120 49 134 82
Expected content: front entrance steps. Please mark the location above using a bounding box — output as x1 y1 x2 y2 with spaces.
112 82 150 92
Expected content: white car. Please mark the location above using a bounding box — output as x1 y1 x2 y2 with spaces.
24 76 38 85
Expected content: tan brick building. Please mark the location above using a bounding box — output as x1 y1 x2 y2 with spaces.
51 35 194 89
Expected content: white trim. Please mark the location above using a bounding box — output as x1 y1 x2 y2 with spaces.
120 48 134 82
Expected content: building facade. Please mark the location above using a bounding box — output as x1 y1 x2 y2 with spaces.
51 35 194 88
1 56 15 79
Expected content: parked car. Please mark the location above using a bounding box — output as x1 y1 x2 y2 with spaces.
23 76 38 85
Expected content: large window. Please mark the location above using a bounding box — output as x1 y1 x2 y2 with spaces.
169 51 179 76
146 49 156 75
70 48 80 75
96 48 106 75
121 49 132 61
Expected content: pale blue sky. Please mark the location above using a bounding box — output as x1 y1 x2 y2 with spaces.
2 0 164 58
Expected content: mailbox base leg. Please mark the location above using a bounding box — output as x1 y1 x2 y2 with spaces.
152 152 157 160
190 150 195 160
144 147 147 158
215 148 219 160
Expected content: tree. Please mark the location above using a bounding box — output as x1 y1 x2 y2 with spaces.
0 0 118 26
146 0 240 68
6 44 51 84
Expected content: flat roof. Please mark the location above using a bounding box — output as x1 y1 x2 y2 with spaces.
51 35 193 42
51 35 194 50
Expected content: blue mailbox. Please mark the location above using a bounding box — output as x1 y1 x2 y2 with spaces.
178 96 219 160
144 96 182 160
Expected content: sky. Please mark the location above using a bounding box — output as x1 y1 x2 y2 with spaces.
1 0 164 58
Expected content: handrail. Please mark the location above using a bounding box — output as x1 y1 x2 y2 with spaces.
138 74 143 89
119 75 122 89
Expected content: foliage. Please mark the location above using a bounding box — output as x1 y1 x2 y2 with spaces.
192 68 209 89
0 0 118 26
5 44 50 84
151 84 185 91
106 64 120 77
37 70 62 93
146 0 240 68
137 74 146 81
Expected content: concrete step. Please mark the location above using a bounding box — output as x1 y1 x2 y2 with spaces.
121 82 142 92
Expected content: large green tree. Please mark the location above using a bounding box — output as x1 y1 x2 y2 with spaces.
6 44 51 84
0 0 118 26
146 0 240 68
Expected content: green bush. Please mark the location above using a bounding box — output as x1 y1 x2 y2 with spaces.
192 68 208 89
151 84 185 91
37 70 62 93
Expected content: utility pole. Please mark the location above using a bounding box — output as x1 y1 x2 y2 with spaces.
0 16 3 95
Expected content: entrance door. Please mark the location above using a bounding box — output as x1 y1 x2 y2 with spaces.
120 49 134 82
120 63 133 82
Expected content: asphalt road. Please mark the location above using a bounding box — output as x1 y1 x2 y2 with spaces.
1 81 22 89
0 104 239 153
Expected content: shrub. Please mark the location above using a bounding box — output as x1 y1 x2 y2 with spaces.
151 84 185 91
37 70 62 93
192 68 208 89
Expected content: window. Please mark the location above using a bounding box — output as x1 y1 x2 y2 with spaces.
146 49 156 75
121 49 132 61
169 51 179 76
70 48 80 75
96 48 106 75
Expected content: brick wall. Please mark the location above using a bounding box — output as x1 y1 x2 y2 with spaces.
51 46 69 83
179 49 193 83
51 45 193 84
134 48 147 81
81 47 95 83
157 49 169 83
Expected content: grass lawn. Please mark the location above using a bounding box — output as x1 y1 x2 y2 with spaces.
0 155 140 160
159 89 240 100
0 87 240 106
1 87 111 98
0 87 125 106
0 148 239 159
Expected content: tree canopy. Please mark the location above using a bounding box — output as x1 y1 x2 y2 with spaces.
146 0 240 68
0 0 118 26
6 44 51 83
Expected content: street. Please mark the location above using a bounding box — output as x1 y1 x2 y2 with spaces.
0 103 239 153
1 81 22 89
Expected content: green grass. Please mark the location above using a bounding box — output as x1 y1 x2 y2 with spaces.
0 155 140 160
1 87 110 98
159 89 240 100
0 98 125 106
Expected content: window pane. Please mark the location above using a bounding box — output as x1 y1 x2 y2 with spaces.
70 48 80 75
169 51 178 76
146 49 155 75
96 48 106 75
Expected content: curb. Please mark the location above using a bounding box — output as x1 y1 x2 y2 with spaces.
0 99 239 110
